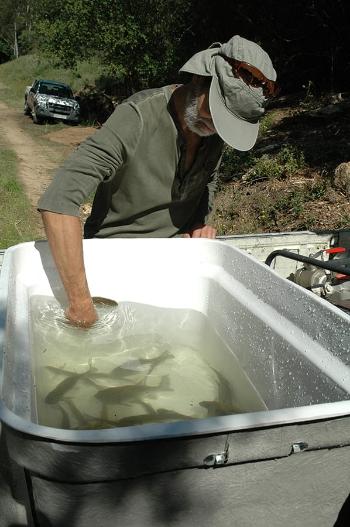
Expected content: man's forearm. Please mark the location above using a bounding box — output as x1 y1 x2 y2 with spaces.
40 210 96 325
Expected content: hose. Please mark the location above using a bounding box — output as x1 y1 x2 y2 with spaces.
265 250 350 276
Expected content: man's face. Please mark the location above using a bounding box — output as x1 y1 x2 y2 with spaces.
184 83 216 137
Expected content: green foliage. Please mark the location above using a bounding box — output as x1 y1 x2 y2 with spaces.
2 0 350 93
300 80 319 110
32 0 192 92
258 112 275 136
0 0 35 59
244 146 305 183
219 147 255 181
0 39 12 59
220 145 305 183
304 180 327 201
0 148 40 248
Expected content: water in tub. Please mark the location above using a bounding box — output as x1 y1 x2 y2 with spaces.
30 296 266 429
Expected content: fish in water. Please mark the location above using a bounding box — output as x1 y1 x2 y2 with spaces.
92 296 118 307
62 398 87 426
94 375 172 405
213 368 236 407
199 368 239 417
155 408 195 422
116 408 193 427
57 403 71 429
72 420 116 430
62 399 117 430
199 400 240 417
109 350 174 378
45 362 97 404
74 414 117 430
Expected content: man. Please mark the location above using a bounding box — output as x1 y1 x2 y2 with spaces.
38 35 277 327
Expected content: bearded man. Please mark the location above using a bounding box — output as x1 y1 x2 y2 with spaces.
38 35 277 326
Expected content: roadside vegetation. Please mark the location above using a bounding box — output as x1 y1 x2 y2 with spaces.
0 148 40 247
212 94 350 234
0 1 349 243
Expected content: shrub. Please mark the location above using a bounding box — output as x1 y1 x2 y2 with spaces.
244 145 305 183
219 146 255 181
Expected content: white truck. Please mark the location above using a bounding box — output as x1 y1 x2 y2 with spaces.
24 79 80 124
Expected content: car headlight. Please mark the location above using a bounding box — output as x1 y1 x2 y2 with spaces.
36 95 48 108
73 101 80 111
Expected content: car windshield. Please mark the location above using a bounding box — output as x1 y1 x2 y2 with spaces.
38 83 73 98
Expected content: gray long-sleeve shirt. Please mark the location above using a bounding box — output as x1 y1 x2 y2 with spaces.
38 85 224 238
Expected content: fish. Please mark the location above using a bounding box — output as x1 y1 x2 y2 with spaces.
46 350 174 384
45 375 83 404
199 368 239 417
57 403 71 429
82 413 117 428
147 350 174 374
212 368 236 408
46 364 103 378
62 398 86 426
45 361 97 404
116 408 193 427
72 420 116 430
154 408 194 422
94 375 172 405
116 414 160 427
75 415 117 430
62 399 118 430
199 400 240 417
92 296 118 307
109 350 174 379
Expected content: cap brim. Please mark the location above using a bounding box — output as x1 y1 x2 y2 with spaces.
209 76 259 151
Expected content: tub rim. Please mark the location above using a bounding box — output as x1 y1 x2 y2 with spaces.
1 399 350 443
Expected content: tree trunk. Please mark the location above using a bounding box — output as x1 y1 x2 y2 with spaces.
14 21 19 59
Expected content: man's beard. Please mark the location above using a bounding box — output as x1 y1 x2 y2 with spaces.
184 86 216 137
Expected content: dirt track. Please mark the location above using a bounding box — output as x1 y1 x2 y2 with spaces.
0 97 95 233
0 101 60 209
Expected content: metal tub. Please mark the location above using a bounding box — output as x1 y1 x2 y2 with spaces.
0 239 349 527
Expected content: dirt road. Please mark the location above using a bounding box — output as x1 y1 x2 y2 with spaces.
0 98 95 232
0 101 58 207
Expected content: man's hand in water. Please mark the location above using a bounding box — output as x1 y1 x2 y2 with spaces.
65 298 98 328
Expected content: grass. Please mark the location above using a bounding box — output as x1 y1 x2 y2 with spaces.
0 148 41 249
0 54 101 249
0 54 104 109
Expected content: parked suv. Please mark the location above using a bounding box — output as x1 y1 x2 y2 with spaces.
24 79 80 124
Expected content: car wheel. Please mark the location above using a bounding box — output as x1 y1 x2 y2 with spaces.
24 100 31 116
32 109 42 124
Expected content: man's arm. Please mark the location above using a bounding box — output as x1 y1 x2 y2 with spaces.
41 211 97 327
38 103 143 327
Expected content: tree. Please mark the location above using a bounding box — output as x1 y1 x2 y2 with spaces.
0 0 34 60
30 0 350 93
33 0 192 92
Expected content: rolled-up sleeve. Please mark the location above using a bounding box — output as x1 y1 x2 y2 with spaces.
38 102 143 216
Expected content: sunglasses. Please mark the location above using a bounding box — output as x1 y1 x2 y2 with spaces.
220 55 279 98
